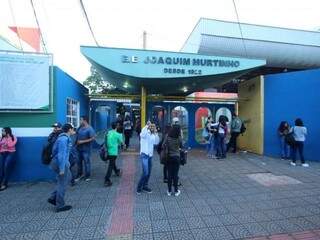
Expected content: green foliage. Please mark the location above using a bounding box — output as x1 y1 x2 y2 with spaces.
83 66 112 93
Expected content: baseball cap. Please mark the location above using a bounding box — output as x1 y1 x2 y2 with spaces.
52 122 62 128
172 117 179 124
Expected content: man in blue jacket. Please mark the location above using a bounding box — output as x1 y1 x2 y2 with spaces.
47 123 74 212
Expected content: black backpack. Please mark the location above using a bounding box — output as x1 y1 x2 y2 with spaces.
240 122 246 134
41 133 59 165
41 141 54 165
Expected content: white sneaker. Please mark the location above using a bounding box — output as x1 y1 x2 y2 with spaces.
174 190 181 197
302 163 309 167
167 191 172 196
290 162 296 166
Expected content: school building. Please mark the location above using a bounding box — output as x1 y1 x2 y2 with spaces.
1 18 320 182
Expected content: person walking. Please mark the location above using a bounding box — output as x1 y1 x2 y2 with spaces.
47 123 74 212
136 122 159 194
157 125 172 183
0 127 18 191
278 121 291 160
75 116 95 182
290 118 309 167
123 115 133 150
104 122 123 187
164 125 183 196
227 113 242 153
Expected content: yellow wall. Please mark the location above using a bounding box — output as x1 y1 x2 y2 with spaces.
238 76 264 154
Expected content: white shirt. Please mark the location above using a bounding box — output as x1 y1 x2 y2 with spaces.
140 126 159 157
292 126 307 142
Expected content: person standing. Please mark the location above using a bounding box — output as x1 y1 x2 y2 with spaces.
213 117 228 159
104 122 123 187
123 115 133 150
164 125 183 196
0 127 18 191
47 123 74 212
48 122 63 145
136 122 159 194
157 125 172 183
76 116 95 182
278 121 291 160
290 118 309 167
69 127 78 186
227 113 242 153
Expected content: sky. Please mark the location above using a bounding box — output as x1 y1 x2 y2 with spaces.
0 0 320 83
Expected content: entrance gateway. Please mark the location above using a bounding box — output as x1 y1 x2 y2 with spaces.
81 46 266 146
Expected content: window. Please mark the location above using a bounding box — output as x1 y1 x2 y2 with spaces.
66 98 80 127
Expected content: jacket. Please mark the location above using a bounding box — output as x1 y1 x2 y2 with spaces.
0 136 17 153
167 136 182 157
51 133 71 174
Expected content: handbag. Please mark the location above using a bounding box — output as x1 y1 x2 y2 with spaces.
180 149 187 165
285 127 296 147
99 144 108 162
160 136 169 164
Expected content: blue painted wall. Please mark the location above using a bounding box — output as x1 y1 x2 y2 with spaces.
8 66 89 182
264 69 320 161
147 102 234 148
55 66 89 125
11 137 55 182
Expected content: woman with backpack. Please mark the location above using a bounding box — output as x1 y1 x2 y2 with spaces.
290 118 308 167
163 124 183 196
278 121 291 160
0 127 17 191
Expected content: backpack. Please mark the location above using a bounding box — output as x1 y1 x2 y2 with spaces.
99 144 108 162
41 141 54 165
240 123 246 134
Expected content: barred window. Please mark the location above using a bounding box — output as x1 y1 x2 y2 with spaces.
66 98 79 127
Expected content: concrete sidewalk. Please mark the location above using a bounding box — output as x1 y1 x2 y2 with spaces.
1 146 320 240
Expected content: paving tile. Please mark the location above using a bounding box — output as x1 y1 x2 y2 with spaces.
172 230 195 240
260 221 286 235
133 233 153 240
153 231 173 240
191 228 213 240
133 221 152 234
168 218 189 231
151 219 170 233
218 214 240 225
185 217 207 229
53 228 77 240
34 230 58 240
226 224 251 239
209 226 234 240
243 222 269 237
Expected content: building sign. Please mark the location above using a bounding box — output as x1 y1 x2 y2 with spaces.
0 52 51 111
121 55 240 76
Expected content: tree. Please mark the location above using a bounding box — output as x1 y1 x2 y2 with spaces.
83 66 112 93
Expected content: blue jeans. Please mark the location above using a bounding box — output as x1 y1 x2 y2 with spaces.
137 153 152 191
208 135 216 156
216 133 226 158
292 141 305 164
0 152 16 186
50 163 70 209
77 150 91 178
280 136 290 158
